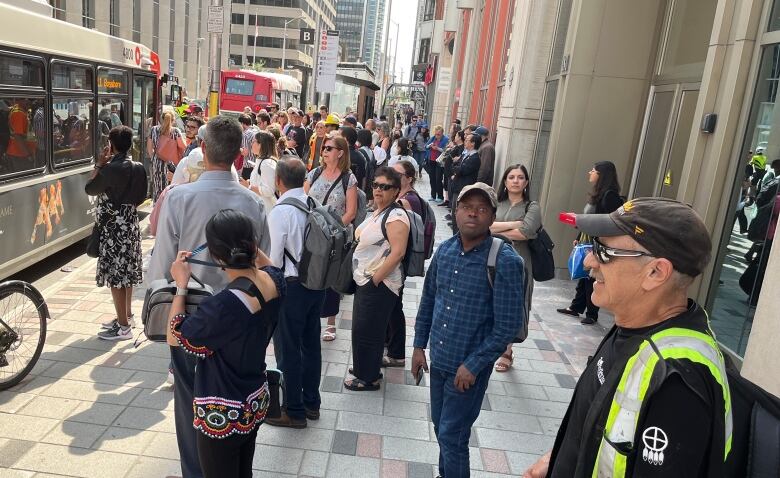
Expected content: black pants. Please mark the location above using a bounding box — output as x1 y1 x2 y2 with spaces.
570 277 599 319
426 161 444 199
352 281 398 382
320 288 341 317
385 287 406 360
171 346 203 478
196 427 258 478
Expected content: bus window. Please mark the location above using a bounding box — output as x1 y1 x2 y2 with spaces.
52 62 93 90
97 98 126 154
0 54 44 88
52 98 93 165
0 97 45 177
225 78 254 96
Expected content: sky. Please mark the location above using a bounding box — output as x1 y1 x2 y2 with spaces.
387 0 418 83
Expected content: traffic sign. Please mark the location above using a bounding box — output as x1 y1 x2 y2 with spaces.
300 28 315 45
207 6 223 33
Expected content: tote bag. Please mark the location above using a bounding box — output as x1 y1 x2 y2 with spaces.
568 243 592 280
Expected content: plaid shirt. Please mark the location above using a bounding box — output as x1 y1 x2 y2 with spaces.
414 235 525 375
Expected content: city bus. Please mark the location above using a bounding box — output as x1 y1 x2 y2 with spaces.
219 70 302 115
0 3 161 280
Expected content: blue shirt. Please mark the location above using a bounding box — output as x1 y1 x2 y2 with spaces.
413 235 525 375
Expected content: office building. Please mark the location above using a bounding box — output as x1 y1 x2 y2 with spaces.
336 0 386 73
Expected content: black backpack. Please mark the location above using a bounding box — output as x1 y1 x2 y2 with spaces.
524 201 556 282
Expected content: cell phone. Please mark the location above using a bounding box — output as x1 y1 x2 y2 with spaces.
415 367 425 386
166 162 177 173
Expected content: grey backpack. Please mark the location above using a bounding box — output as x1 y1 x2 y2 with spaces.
277 196 354 291
381 203 426 277
311 167 367 228
487 236 528 342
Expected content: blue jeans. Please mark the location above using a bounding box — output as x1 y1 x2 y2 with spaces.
274 280 326 420
430 366 492 478
412 150 427 170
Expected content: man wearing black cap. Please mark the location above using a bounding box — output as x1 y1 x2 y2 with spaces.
413 183 525 478
523 197 732 478
474 126 495 186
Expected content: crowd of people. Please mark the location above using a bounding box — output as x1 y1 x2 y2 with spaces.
82 105 743 478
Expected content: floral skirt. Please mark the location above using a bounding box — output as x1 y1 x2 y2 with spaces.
95 198 143 288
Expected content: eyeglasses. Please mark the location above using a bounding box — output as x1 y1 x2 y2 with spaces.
371 181 396 191
592 237 655 264
457 204 492 215
322 145 338 152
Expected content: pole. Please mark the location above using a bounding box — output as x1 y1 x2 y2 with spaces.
253 20 258 66
379 0 394 113
208 0 223 118
282 22 288 70
392 22 399 82
196 37 205 98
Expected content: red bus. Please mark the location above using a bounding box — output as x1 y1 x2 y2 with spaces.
219 70 302 115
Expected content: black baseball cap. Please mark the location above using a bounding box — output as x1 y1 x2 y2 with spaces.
566 197 712 277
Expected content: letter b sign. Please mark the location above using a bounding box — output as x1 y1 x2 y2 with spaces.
300 28 315 45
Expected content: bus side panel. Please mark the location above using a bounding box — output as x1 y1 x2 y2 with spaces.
1 171 93 268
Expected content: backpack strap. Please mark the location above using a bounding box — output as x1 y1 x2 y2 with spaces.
321 171 347 206
227 276 266 307
275 197 315 269
486 237 504 289
379 202 403 240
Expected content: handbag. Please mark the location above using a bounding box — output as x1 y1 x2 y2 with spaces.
141 273 214 342
156 133 184 164
86 198 111 258
568 243 592 280
524 202 555 282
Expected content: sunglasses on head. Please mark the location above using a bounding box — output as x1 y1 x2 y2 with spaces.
371 181 396 191
591 237 655 264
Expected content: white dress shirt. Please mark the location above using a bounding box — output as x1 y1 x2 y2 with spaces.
172 148 239 185
249 157 278 212
268 187 309 278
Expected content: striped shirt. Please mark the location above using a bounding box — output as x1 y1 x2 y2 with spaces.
413 234 525 375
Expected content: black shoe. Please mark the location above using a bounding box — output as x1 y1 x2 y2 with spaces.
304 407 320 420
556 307 580 318
581 316 598 325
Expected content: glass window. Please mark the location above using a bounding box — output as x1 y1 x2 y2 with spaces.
657 0 716 81
0 97 46 177
52 97 94 165
52 62 94 90
97 69 128 94
770 0 780 31
708 44 780 356
97 98 126 152
225 78 255 96
0 54 44 88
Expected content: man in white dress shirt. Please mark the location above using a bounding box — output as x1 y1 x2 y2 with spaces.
265 156 327 428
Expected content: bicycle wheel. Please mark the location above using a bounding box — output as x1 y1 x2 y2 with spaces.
0 281 48 391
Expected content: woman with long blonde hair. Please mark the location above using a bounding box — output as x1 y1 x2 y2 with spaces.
147 109 186 201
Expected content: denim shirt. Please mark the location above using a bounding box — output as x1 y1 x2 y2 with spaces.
413 235 525 375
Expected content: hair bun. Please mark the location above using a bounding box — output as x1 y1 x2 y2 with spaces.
228 247 251 266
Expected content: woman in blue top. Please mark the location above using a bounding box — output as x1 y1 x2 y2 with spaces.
167 209 285 478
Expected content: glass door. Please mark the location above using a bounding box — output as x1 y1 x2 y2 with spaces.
660 85 700 199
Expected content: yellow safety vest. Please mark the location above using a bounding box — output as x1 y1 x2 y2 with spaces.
591 327 733 478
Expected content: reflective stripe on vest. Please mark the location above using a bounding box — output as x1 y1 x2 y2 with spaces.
592 328 733 478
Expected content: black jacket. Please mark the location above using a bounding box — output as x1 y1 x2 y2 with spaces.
452 150 480 193
84 153 135 206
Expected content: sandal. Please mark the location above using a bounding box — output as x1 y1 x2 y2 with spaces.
344 378 381 391
348 367 383 379
494 352 513 373
382 356 405 367
321 325 337 342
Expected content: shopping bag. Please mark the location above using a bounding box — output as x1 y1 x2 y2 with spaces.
568 243 592 280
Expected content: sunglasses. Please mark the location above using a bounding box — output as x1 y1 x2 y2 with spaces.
372 181 396 191
322 145 338 152
592 237 655 264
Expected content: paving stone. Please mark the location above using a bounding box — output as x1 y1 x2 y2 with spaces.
383 398 429 420
0 438 35 468
338 411 430 440
256 425 333 452
381 458 408 478
474 429 554 455
112 406 176 433
543 385 574 403
0 468 34 477
382 436 439 464
473 410 544 434
408 461 435 478
0 413 59 441
326 454 380 478
321 375 344 393
124 456 182 478
470 427 479 447
93 427 157 454
384 383 431 403
480 448 511 474
319 391 384 414
357 433 382 458
338 319 353 330
252 443 305 474
13 442 137 478
532 339 555 351
505 451 541 475
142 431 180 460
331 430 358 455
65 401 126 426
501 382 549 400
487 395 569 419
300 450 329 477
40 420 107 449
45 331 74 346
555 373 577 389
0 391 36 413
17 395 81 420
40 378 141 405
129 388 175 410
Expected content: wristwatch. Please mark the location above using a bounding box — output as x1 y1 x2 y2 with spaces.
175 287 188 296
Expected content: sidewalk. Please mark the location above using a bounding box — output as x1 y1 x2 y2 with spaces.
0 177 612 477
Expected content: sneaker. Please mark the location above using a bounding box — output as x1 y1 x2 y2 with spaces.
101 315 136 329
98 323 133 341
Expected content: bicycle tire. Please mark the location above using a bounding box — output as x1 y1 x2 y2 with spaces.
0 280 48 391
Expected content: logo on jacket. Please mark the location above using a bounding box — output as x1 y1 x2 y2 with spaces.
641 426 668 465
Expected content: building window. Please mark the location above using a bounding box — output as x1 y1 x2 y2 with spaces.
423 0 435 21
417 38 430 65
232 13 245 25
109 0 120 37
82 0 95 28
153 0 160 52
133 0 141 42
169 3 176 59
50 0 66 21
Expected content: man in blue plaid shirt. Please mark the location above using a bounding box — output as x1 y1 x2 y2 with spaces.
413 182 525 478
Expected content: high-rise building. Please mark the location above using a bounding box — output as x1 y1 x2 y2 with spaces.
361 0 387 73
226 0 336 73
336 0 386 73
45 0 211 100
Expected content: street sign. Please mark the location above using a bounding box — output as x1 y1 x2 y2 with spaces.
207 6 223 33
412 69 425 82
168 58 175 76
316 30 339 94
300 28 315 45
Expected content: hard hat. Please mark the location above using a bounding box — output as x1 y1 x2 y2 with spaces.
325 113 340 126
